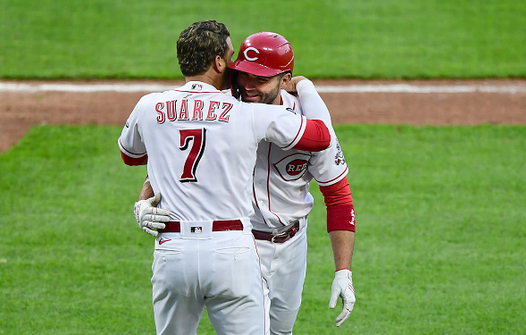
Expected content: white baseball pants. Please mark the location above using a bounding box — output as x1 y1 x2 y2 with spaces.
257 226 308 335
151 220 266 335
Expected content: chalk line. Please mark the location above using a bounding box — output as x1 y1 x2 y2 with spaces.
1 82 526 94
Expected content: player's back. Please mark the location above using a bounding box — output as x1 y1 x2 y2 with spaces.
121 82 309 223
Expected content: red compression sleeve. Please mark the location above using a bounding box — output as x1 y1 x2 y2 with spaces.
292 119 330 151
121 151 148 166
320 177 356 232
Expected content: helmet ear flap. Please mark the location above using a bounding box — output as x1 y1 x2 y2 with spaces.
230 70 240 99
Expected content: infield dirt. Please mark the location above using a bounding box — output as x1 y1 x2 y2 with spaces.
1 79 525 153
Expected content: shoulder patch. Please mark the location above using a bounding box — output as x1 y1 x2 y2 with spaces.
286 107 296 114
335 141 346 165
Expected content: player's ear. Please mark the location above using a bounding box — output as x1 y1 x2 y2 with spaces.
213 55 227 74
280 72 292 89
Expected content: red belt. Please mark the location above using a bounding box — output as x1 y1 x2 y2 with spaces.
252 222 300 243
162 220 243 233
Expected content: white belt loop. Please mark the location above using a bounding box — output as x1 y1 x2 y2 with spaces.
298 215 308 231
239 217 253 233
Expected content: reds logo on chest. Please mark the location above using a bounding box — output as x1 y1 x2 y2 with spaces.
273 153 312 181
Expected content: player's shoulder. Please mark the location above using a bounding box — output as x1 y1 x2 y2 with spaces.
244 102 294 119
280 90 300 103
221 91 241 104
280 89 302 114
137 91 170 105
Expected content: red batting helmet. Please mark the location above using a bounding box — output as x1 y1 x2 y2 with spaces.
228 32 294 77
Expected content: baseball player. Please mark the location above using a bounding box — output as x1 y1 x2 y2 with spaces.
119 21 331 335
135 32 356 334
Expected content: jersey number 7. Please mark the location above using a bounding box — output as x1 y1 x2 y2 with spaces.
179 128 206 182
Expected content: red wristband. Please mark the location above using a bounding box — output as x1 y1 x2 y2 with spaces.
327 203 356 232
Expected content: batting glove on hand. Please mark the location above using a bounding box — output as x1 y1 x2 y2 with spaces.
134 193 171 237
329 269 356 327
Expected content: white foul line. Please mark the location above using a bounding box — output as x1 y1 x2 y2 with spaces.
315 84 526 94
1 82 526 94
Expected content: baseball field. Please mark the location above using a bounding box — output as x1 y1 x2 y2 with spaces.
1 1 526 334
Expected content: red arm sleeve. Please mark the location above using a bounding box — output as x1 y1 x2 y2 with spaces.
121 151 148 166
319 177 356 232
292 119 330 151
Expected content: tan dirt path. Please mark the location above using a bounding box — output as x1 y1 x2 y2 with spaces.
1 79 525 153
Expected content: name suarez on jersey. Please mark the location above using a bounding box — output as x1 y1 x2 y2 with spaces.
155 99 233 124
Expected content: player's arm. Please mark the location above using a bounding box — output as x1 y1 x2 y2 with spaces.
285 76 334 152
320 177 356 327
286 76 333 127
118 97 149 166
133 176 171 236
118 123 147 165
292 118 331 151
138 176 154 200
329 230 355 273
321 177 356 267
120 151 148 166
118 129 148 165
255 100 330 152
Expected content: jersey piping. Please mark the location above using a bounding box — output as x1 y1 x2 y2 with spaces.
315 166 349 187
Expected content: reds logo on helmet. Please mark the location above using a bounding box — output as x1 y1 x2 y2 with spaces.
243 47 260 61
228 32 294 77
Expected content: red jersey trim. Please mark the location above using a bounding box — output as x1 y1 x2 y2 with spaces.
121 151 147 166
282 115 305 150
118 137 146 157
315 166 348 187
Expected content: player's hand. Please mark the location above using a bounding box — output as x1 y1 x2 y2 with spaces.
329 269 356 327
284 76 307 95
133 193 171 237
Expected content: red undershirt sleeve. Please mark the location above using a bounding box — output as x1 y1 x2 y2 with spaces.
319 177 356 232
292 119 331 151
121 151 148 166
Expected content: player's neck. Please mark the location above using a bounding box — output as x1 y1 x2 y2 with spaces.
185 67 226 90
274 94 283 105
185 75 217 89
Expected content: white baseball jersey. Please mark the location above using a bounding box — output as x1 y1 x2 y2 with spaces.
251 89 348 231
119 80 329 335
250 83 348 334
119 81 312 223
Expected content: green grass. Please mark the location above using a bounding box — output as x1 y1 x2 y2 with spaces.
302 125 526 334
1 124 525 334
1 0 525 79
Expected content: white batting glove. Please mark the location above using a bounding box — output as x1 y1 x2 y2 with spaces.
133 193 171 237
329 269 356 327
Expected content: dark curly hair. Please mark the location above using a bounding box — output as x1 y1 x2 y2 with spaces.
177 20 230 76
